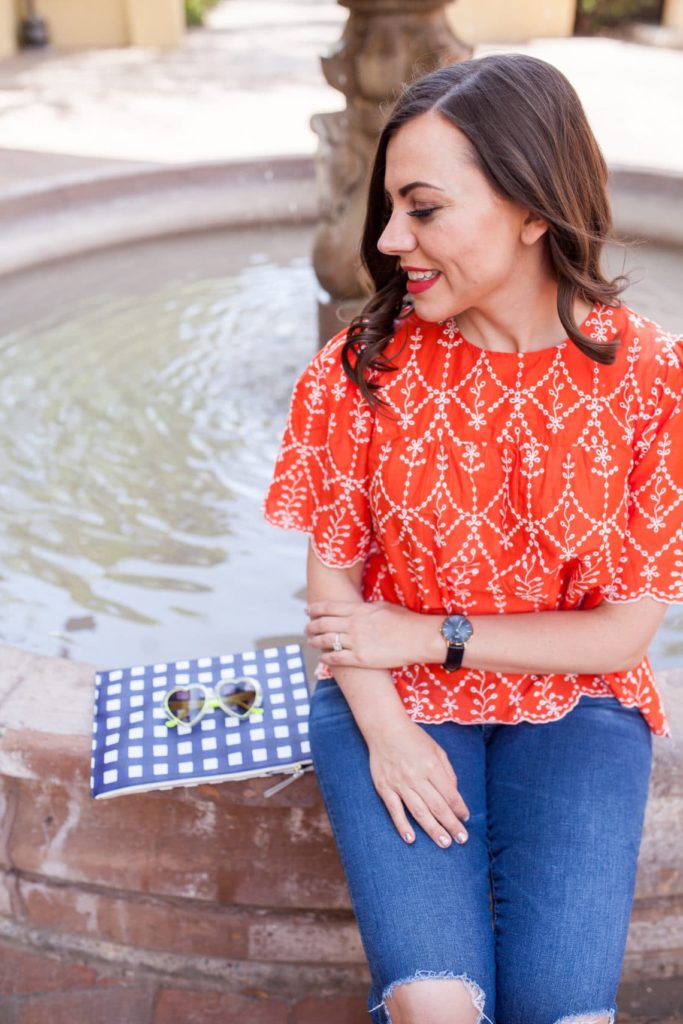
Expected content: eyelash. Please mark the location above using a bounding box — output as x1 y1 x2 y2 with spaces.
407 207 439 220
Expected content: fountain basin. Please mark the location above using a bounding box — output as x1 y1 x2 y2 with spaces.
0 644 682 1020
1 160 682 1021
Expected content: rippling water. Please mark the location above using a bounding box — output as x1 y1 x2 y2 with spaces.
0 228 681 671
0 228 319 667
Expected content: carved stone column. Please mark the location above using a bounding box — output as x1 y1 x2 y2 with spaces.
312 0 470 343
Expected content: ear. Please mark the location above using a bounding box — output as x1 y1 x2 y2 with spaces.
520 212 549 246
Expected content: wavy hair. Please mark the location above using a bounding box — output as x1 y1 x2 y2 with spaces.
341 53 625 407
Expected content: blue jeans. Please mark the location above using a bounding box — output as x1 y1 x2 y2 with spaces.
309 678 653 1024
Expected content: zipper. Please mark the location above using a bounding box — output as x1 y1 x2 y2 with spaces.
94 760 314 799
263 762 313 797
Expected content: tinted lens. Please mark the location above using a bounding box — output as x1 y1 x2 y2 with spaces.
166 686 206 724
216 678 258 718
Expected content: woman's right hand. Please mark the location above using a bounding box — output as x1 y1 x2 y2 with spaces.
366 715 471 847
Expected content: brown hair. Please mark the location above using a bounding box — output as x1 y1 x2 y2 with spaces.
341 53 625 407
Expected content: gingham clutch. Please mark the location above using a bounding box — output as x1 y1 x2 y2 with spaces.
90 643 313 799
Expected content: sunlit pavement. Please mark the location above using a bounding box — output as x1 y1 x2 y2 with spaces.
0 0 682 199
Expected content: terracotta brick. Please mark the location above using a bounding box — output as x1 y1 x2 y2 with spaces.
617 974 683 1019
19 878 249 959
0 995 16 1024
153 987 289 1024
627 897 683 960
1 727 90 790
0 870 18 915
0 941 150 998
0 942 97 996
15 986 154 1024
0 778 17 869
248 916 364 963
19 875 366 966
8 776 350 910
292 995 369 1024
634 794 683 900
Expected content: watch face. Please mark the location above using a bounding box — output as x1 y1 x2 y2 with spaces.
442 615 473 644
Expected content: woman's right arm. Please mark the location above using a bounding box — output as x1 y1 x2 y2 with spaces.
306 542 471 848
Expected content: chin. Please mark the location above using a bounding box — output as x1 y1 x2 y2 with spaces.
413 298 461 324
411 284 462 318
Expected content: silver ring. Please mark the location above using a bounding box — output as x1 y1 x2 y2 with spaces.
332 633 343 653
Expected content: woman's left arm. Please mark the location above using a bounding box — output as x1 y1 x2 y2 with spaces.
306 596 669 676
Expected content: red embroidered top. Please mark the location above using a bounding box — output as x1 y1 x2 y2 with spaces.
263 303 683 738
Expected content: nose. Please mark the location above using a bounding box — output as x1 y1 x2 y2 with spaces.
377 209 417 257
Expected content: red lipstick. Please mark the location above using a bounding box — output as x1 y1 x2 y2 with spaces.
405 272 441 295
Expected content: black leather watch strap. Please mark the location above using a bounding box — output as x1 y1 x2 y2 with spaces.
443 642 465 672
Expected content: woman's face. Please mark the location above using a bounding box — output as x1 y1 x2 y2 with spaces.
378 112 543 324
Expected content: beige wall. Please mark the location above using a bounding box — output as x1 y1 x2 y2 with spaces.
0 0 16 58
39 0 128 48
126 0 184 48
0 0 184 54
663 0 683 30
447 0 577 45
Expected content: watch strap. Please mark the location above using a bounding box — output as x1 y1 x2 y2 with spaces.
443 642 465 672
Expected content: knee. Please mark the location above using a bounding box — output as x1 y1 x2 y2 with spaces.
553 1016 614 1024
383 974 489 1024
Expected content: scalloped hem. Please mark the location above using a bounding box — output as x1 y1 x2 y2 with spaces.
262 507 369 569
408 691 672 739
601 592 683 606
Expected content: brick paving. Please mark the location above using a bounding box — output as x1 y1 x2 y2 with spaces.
0 937 681 1023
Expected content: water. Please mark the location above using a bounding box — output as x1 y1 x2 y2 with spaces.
0 227 681 671
0 227 317 668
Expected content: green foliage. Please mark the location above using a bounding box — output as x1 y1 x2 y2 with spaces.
575 0 663 33
184 0 221 28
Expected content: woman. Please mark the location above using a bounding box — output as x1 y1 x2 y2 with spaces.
263 54 682 1024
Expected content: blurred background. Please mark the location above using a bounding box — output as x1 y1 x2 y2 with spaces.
0 0 681 674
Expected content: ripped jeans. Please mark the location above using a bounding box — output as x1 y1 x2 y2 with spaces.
308 681 653 1024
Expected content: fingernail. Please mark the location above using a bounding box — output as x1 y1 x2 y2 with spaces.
456 831 468 844
463 812 471 822
404 831 413 843
438 834 451 847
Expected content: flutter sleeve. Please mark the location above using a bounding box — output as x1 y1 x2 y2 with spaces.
262 329 374 569
602 334 683 604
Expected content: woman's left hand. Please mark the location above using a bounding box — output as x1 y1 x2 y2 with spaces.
305 600 440 669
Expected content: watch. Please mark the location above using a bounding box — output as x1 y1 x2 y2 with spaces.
440 614 474 672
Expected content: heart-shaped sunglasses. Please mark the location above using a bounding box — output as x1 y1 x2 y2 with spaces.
164 676 264 729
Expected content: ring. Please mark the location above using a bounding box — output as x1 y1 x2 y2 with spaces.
332 633 343 652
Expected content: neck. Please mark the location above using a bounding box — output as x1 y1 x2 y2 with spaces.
454 276 592 355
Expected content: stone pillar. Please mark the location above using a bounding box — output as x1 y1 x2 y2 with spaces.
312 0 470 344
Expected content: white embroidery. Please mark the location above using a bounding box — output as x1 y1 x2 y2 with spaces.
265 306 682 737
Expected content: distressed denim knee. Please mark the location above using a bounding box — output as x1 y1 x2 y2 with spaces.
370 970 494 1024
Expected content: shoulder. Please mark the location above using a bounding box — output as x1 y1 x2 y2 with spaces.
616 304 682 380
614 305 683 454
289 327 375 433
311 327 350 372
301 319 413 395
295 313 429 409
291 328 351 408
297 328 348 383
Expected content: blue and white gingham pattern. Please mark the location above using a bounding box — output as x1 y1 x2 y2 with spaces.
90 644 312 798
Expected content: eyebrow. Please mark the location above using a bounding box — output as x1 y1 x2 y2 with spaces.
396 181 445 198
